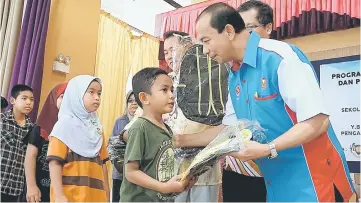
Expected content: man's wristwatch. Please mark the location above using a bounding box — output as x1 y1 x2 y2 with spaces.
267 141 278 159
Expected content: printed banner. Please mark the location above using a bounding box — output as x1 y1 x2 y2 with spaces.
320 60 360 162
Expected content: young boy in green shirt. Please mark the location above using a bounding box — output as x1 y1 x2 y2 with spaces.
120 68 192 202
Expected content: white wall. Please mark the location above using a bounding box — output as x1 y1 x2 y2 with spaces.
174 0 192 6
102 0 186 35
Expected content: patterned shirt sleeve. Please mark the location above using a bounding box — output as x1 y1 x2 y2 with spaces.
0 110 33 196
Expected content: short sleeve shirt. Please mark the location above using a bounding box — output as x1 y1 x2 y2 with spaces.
221 31 353 202
119 117 176 202
19 126 51 202
47 135 109 202
0 110 33 196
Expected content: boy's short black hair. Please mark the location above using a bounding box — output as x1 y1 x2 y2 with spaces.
132 68 168 108
237 0 273 25
11 84 33 99
1 96 8 109
197 2 245 34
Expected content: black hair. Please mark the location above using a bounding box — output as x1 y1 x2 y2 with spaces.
237 0 273 25
1 96 8 109
11 84 33 99
163 30 192 45
197 2 245 33
132 68 168 108
163 31 189 40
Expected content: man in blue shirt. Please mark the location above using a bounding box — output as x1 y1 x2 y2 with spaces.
174 2 354 202
222 1 275 202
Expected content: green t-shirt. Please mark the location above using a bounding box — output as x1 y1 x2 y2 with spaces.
119 117 176 202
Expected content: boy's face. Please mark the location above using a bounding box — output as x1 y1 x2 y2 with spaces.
11 90 34 115
145 74 174 114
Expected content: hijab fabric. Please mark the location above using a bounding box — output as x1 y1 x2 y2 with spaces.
37 83 67 139
125 90 134 119
50 75 103 158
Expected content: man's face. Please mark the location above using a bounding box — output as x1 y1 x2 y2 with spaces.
239 8 271 38
163 36 188 72
163 36 179 70
196 14 234 63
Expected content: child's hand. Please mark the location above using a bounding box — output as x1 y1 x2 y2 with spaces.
162 175 187 194
55 195 68 202
26 185 41 203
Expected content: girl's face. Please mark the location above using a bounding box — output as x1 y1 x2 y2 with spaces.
127 94 138 116
56 94 64 110
83 81 102 113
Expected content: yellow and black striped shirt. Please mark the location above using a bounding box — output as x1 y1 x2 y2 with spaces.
47 136 109 202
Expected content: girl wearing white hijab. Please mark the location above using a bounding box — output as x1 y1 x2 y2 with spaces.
47 75 110 202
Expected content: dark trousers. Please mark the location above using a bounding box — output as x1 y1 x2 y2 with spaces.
112 179 122 202
1 193 18 202
222 169 267 202
222 169 345 202
334 184 344 202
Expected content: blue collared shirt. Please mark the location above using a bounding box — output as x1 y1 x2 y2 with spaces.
222 32 354 202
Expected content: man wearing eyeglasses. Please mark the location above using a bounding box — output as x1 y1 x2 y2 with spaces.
238 0 273 38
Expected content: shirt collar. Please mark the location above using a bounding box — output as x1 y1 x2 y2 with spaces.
230 31 261 72
5 109 15 121
4 109 32 127
127 112 133 121
243 31 260 68
230 61 241 72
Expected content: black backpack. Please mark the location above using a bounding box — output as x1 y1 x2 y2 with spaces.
177 44 229 126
